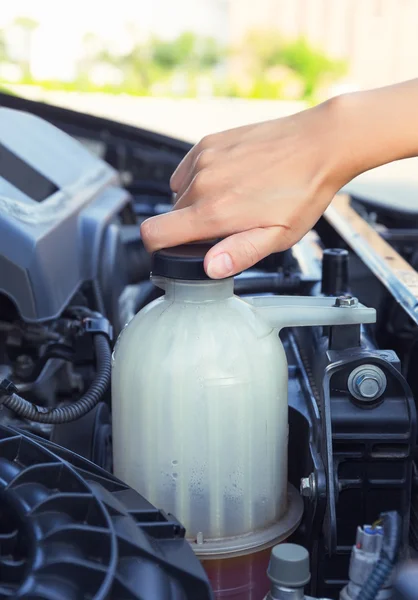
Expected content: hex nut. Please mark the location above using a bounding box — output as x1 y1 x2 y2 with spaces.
334 295 359 308
300 473 316 499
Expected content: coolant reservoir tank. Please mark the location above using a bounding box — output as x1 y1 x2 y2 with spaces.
112 243 291 540
111 243 376 598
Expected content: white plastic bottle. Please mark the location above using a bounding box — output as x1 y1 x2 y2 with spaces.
111 243 375 562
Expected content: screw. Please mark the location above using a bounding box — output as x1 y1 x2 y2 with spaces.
334 295 358 308
300 473 316 499
348 364 387 402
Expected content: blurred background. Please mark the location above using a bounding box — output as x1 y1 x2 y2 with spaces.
1 0 418 188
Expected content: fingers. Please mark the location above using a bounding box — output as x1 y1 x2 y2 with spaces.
204 226 290 279
170 147 198 193
173 167 211 212
170 127 247 193
140 206 216 252
170 137 216 193
173 166 224 212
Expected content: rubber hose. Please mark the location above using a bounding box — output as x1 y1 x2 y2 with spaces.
2 334 111 424
357 557 393 600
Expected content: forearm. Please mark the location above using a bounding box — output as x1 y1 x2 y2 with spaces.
332 78 418 183
141 77 418 277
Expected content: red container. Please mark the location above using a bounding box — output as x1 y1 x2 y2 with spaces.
201 546 272 600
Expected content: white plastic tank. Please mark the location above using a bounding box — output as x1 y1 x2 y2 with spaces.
111 243 375 596
113 273 288 539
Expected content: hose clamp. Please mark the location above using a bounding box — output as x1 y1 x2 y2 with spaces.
82 317 113 341
0 378 18 401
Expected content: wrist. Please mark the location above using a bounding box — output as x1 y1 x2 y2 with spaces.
320 92 373 187
326 80 418 185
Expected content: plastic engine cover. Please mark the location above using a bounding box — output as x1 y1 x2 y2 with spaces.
0 107 131 322
0 424 213 599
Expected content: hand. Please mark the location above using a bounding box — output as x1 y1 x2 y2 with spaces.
140 96 356 278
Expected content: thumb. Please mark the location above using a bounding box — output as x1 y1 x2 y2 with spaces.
204 226 289 279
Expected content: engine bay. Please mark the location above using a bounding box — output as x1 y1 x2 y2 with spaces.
0 91 417 600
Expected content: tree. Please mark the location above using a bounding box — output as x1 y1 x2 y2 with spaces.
150 32 223 73
241 30 346 100
276 37 346 99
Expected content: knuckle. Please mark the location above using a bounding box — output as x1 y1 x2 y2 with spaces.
199 134 215 150
170 171 179 188
191 169 212 196
195 149 213 171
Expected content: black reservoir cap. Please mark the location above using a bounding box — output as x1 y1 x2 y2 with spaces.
152 243 215 280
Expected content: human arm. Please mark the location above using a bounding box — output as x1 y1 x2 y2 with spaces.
140 79 418 278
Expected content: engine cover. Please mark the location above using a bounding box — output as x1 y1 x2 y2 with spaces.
0 107 131 323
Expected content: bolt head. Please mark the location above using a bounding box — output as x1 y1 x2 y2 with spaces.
356 374 380 399
300 477 312 498
335 295 359 307
348 364 387 403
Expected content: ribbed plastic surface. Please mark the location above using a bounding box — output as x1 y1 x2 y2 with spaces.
0 424 212 599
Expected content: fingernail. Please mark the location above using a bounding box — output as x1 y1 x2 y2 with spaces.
207 253 234 278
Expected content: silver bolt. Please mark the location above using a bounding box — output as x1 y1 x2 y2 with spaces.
348 364 387 402
300 473 316 499
334 295 359 308
356 374 380 398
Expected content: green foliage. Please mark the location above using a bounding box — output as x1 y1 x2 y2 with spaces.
248 78 284 100
240 31 347 100
277 37 347 99
0 22 346 101
150 32 223 72
151 32 194 70
243 30 283 69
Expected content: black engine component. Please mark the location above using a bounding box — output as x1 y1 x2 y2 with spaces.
286 320 416 598
1 331 111 423
321 248 349 296
0 423 212 599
